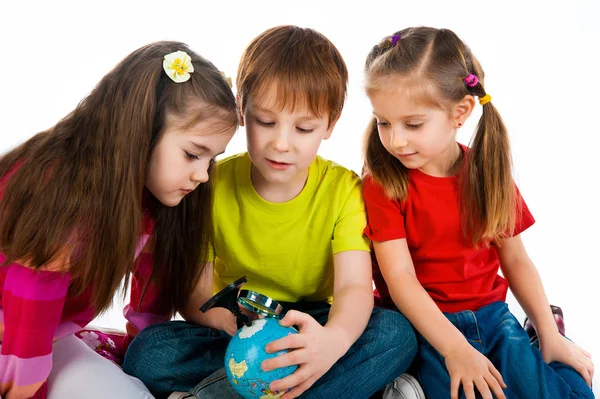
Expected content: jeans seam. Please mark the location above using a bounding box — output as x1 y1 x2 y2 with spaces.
470 310 483 348
190 372 228 395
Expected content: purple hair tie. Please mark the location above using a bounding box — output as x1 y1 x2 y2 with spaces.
390 35 402 47
464 73 479 87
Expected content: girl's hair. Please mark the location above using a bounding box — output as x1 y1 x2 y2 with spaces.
236 25 348 127
363 27 515 246
0 41 238 314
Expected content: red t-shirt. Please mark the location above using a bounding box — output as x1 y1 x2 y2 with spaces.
362 166 535 313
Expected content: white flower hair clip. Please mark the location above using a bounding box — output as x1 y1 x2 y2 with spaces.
163 50 194 83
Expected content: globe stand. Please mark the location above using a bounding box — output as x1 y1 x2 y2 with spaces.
200 276 284 330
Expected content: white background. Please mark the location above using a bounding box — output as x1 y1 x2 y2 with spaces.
1 0 599 373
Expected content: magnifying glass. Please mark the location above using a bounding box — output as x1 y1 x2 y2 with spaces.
200 276 283 327
237 289 283 318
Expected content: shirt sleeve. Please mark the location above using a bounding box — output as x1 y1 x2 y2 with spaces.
331 172 371 254
362 175 406 242
512 184 535 236
121 251 171 355
1 263 70 399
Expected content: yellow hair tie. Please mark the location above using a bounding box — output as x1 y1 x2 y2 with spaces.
479 94 492 105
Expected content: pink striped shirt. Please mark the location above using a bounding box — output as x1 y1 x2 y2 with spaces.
0 168 169 399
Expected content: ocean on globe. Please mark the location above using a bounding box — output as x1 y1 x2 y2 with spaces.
225 318 298 399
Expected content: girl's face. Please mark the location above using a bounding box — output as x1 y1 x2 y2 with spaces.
368 87 467 177
146 112 234 207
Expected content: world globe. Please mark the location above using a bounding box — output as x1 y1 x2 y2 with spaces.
225 318 298 398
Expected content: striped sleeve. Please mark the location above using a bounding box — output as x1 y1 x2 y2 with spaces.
0 262 70 399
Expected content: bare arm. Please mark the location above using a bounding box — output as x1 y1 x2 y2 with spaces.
374 238 507 399
180 261 237 336
496 235 557 340
325 249 374 352
373 239 468 356
497 234 595 386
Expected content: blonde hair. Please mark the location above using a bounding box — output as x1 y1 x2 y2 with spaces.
363 27 516 246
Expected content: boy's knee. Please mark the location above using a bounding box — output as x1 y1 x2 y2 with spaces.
370 308 417 357
123 321 190 375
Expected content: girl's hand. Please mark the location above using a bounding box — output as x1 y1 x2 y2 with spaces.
540 332 594 387
199 307 238 336
261 310 347 399
444 342 507 399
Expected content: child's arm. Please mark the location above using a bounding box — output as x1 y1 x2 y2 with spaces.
325 249 374 350
497 235 594 386
263 249 373 399
262 171 374 398
375 238 507 399
180 261 237 336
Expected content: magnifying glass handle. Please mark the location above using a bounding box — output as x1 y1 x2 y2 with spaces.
236 313 251 329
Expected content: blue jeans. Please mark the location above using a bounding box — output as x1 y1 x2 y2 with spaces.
123 303 417 399
415 301 594 399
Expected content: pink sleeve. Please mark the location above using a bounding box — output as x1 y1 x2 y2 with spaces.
1 262 69 399
121 252 170 354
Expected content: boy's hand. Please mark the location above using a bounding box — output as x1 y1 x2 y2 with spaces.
540 332 594 387
261 310 347 398
444 342 507 399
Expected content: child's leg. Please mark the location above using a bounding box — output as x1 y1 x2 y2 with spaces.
413 332 465 399
297 305 418 399
481 302 594 399
46 334 154 399
122 320 231 398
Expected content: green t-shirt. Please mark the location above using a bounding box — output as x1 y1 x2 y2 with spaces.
210 152 370 303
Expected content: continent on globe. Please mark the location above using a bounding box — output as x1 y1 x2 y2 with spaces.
224 318 298 399
228 356 248 379
260 389 285 399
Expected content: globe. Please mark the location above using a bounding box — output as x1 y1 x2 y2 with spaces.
225 318 298 398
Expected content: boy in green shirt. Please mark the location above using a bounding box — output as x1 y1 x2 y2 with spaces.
124 26 418 399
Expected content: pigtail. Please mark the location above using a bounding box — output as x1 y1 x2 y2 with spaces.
363 117 409 200
462 81 516 246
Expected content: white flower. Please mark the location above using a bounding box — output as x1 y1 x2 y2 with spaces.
163 51 194 83
105 337 115 349
80 331 102 349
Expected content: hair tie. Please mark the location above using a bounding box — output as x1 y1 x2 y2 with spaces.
163 50 194 83
464 73 479 87
479 94 492 105
390 35 402 47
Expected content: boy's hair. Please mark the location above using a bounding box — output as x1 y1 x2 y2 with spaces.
0 41 238 314
236 25 348 127
363 27 515 246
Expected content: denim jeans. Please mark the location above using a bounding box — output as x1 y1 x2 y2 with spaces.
123 302 417 399
414 301 594 399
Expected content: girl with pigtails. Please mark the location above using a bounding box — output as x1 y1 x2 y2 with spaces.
361 26 594 399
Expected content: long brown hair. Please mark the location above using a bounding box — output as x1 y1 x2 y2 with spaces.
236 25 348 127
0 41 238 314
363 27 515 246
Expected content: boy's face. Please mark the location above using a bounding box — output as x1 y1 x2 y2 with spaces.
242 85 335 188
